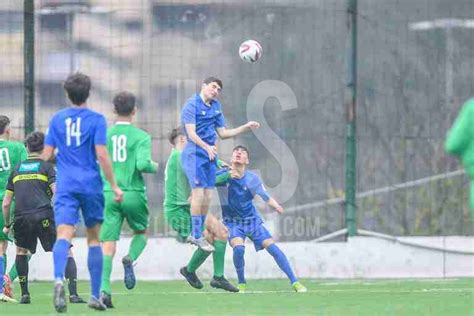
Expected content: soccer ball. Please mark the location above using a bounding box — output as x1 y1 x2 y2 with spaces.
239 40 263 63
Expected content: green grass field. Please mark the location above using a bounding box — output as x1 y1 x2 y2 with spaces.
1 278 473 315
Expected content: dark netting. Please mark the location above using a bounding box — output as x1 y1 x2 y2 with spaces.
1 0 472 238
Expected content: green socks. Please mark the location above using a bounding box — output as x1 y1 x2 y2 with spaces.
100 234 147 295
212 240 226 277
187 248 211 273
186 239 227 276
128 234 147 262
101 255 113 294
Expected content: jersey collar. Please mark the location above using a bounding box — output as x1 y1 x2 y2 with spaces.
116 121 131 125
196 93 214 108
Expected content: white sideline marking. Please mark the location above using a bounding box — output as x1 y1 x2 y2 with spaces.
319 278 469 286
37 288 474 296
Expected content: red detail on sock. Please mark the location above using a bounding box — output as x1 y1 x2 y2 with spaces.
3 275 13 298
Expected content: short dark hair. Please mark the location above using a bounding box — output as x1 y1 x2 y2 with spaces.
203 77 223 89
233 145 250 160
25 131 44 153
168 126 185 145
0 115 10 134
113 91 136 116
63 72 91 105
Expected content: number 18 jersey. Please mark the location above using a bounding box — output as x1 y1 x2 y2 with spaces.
103 122 158 192
45 107 107 194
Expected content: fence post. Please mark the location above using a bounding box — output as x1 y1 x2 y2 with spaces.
344 0 358 237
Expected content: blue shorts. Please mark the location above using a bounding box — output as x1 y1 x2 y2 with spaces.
181 144 217 189
54 191 105 228
225 220 272 251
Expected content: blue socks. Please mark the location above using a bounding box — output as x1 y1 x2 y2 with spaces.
0 255 4 294
266 244 297 284
191 215 204 239
54 240 103 299
88 246 103 299
53 239 71 282
233 243 297 285
233 245 246 284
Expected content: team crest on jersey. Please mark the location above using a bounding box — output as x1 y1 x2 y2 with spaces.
19 162 40 172
201 111 206 115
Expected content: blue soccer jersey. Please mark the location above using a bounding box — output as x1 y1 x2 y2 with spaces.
45 107 107 194
216 169 271 222
181 93 225 146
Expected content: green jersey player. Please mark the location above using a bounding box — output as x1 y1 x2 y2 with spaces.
445 98 474 222
0 115 27 303
100 92 158 308
164 127 238 292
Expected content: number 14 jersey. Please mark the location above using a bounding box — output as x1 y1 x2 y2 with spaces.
45 107 107 194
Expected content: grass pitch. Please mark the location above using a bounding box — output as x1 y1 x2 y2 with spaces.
0 278 472 315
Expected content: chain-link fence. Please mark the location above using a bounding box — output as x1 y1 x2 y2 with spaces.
0 0 472 239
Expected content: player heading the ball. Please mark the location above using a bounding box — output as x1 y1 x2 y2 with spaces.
180 76 260 252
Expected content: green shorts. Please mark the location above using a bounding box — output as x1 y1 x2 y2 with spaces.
100 191 149 241
0 199 14 241
164 204 191 241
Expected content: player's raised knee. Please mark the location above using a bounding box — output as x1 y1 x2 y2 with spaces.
262 238 275 249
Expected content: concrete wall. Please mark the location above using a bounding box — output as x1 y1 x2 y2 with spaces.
5 236 473 281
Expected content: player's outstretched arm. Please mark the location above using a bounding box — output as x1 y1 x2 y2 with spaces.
267 197 284 214
215 168 231 186
184 123 217 160
216 121 260 140
445 100 474 156
136 136 158 173
217 160 230 168
96 145 123 202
